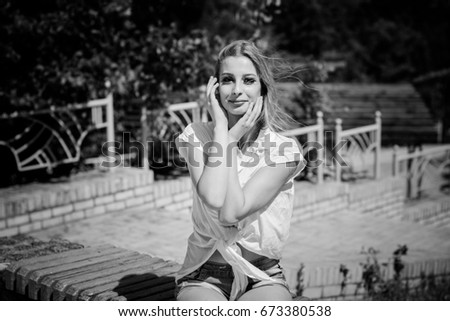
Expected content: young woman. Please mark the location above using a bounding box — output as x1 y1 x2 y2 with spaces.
175 40 304 301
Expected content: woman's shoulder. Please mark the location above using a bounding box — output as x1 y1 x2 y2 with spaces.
179 121 214 144
259 127 303 167
264 127 301 151
189 121 214 134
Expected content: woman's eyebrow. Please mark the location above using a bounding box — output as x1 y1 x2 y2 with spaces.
220 72 257 77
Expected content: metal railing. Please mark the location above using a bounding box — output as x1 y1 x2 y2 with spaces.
281 111 324 184
139 102 384 185
334 111 382 182
140 101 207 170
0 93 114 173
393 144 450 199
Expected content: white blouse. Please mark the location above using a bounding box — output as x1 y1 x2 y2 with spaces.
175 122 304 300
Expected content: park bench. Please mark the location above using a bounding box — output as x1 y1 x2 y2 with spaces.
1 243 179 301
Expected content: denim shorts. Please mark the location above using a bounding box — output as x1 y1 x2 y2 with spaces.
176 256 290 300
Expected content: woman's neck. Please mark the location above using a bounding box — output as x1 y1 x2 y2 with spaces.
227 114 240 130
227 114 247 149
227 114 264 151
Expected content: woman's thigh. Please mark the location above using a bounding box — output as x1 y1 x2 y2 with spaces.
177 285 228 301
237 283 292 301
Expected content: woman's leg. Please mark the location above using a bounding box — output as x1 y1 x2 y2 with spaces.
177 285 228 301
237 283 292 301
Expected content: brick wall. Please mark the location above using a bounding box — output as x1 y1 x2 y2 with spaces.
1 172 408 238
293 177 406 223
0 169 192 237
348 177 406 219
401 196 450 228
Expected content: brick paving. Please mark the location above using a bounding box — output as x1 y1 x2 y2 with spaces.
30 199 450 271
30 204 193 263
282 209 450 271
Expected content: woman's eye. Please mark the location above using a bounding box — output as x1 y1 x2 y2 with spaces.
221 77 232 83
244 78 256 85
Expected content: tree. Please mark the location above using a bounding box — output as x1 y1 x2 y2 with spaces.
0 0 220 113
272 0 450 82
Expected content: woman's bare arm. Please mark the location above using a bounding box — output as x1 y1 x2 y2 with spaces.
177 77 231 209
219 150 298 224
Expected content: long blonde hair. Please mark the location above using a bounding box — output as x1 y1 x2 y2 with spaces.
214 40 297 149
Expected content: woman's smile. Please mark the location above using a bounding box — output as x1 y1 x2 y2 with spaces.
227 99 249 107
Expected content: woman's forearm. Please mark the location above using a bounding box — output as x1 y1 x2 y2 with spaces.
219 140 245 224
196 124 230 208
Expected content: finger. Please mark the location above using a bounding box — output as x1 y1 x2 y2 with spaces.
210 83 219 103
254 96 263 119
246 101 257 123
206 76 216 100
243 99 256 118
246 97 261 125
205 78 216 120
248 97 263 126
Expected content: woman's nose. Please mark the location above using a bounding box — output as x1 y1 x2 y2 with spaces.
232 82 242 96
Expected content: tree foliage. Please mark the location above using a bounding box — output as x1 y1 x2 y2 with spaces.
0 0 223 112
0 0 283 113
272 0 450 82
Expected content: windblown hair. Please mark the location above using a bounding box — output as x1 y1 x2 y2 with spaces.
214 40 298 149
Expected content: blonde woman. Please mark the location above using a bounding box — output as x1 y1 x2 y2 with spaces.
175 40 304 301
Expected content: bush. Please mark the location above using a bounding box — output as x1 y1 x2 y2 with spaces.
356 245 450 300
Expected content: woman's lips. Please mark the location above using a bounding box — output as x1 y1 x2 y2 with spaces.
228 100 248 106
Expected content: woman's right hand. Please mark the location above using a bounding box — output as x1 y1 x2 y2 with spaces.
206 76 228 128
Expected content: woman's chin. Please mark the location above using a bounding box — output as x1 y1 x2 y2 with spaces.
228 109 246 116
226 105 249 116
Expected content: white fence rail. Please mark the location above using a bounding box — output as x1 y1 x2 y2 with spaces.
281 111 325 184
143 102 384 185
140 101 207 170
335 111 382 182
393 144 450 199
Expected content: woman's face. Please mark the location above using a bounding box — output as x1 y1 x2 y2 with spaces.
218 56 262 116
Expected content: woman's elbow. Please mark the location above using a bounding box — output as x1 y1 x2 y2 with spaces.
218 214 238 226
198 191 224 209
218 208 240 225
205 198 224 210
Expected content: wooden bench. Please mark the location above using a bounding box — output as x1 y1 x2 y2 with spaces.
1 244 180 301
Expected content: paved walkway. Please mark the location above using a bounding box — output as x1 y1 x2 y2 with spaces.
31 204 193 263
282 209 450 270
30 199 450 271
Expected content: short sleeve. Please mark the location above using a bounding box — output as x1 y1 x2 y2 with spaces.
175 123 204 161
269 135 305 179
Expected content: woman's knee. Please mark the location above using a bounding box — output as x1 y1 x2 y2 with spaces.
238 284 292 301
177 286 228 301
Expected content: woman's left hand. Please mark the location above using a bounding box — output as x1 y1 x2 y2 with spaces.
228 96 263 142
